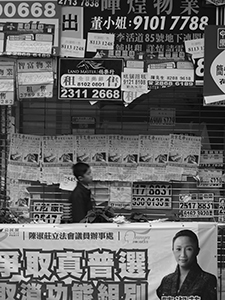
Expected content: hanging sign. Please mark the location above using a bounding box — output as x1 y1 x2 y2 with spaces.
58 58 123 100
0 0 61 56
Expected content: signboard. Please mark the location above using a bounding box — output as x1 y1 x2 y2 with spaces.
30 200 63 223
179 193 215 218
16 58 54 98
204 25 225 104
0 222 218 300
60 6 84 57
200 150 224 167
218 198 225 222
58 58 123 100
0 61 14 105
0 0 61 56
71 116 95 134
83 0 215 61
132 183 172 209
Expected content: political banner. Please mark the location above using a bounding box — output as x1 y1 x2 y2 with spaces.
0 222 217 300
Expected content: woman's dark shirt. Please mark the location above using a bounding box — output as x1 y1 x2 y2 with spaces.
156 262 217 300
69 182 93 223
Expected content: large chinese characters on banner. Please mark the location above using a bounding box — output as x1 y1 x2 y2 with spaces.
0 222 217 300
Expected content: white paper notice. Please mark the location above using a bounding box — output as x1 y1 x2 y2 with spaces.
60 37 86 57
87 32 114 52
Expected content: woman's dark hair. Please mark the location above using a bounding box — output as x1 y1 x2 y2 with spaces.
72 162 90 180
172 229 200 254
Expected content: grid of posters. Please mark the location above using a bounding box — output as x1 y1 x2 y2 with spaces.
7 133 203 184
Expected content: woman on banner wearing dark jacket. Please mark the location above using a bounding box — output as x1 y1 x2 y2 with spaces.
156 229 217 300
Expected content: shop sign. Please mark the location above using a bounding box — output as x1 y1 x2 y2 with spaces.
0 0 61 56
58 58 123 100
0 61 14 105
179 193 215 218
204 25 225 104
132 183 172 209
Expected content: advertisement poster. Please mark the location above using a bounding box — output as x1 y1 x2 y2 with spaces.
17 58 54 99
109 181 132 209
60 6 85 57
76 135 92 163
7 133 41 181
204 25 225 104
107 135 123 181
179 193 215 219
0 0 61 56
83 0 216 61
0 222 217 300
0 61 14 105
58 58 123 100
132 182 172 210
168 134 201 168
41 135 74 184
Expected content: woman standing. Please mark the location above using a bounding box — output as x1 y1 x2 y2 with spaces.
156 229 217 300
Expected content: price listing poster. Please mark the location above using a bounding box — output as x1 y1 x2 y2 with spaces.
109 181 132 210
0 0 61 56
82 0 216 87
7 133 41 181
168 134 201 174
121 135 139 182
17 58 54 99
107 135 123 182
90 135 108 181
41 135 74 184
0 61 15 105
178 193 215 219
58 58 123 101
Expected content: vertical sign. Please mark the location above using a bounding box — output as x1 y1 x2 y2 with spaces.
204 25 225 104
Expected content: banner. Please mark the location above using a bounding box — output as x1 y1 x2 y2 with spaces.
0 222 217 300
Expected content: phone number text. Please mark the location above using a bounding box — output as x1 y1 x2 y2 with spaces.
60 88 121 100
132 197 171 209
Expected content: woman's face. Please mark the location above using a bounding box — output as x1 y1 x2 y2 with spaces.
173 236 198 270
